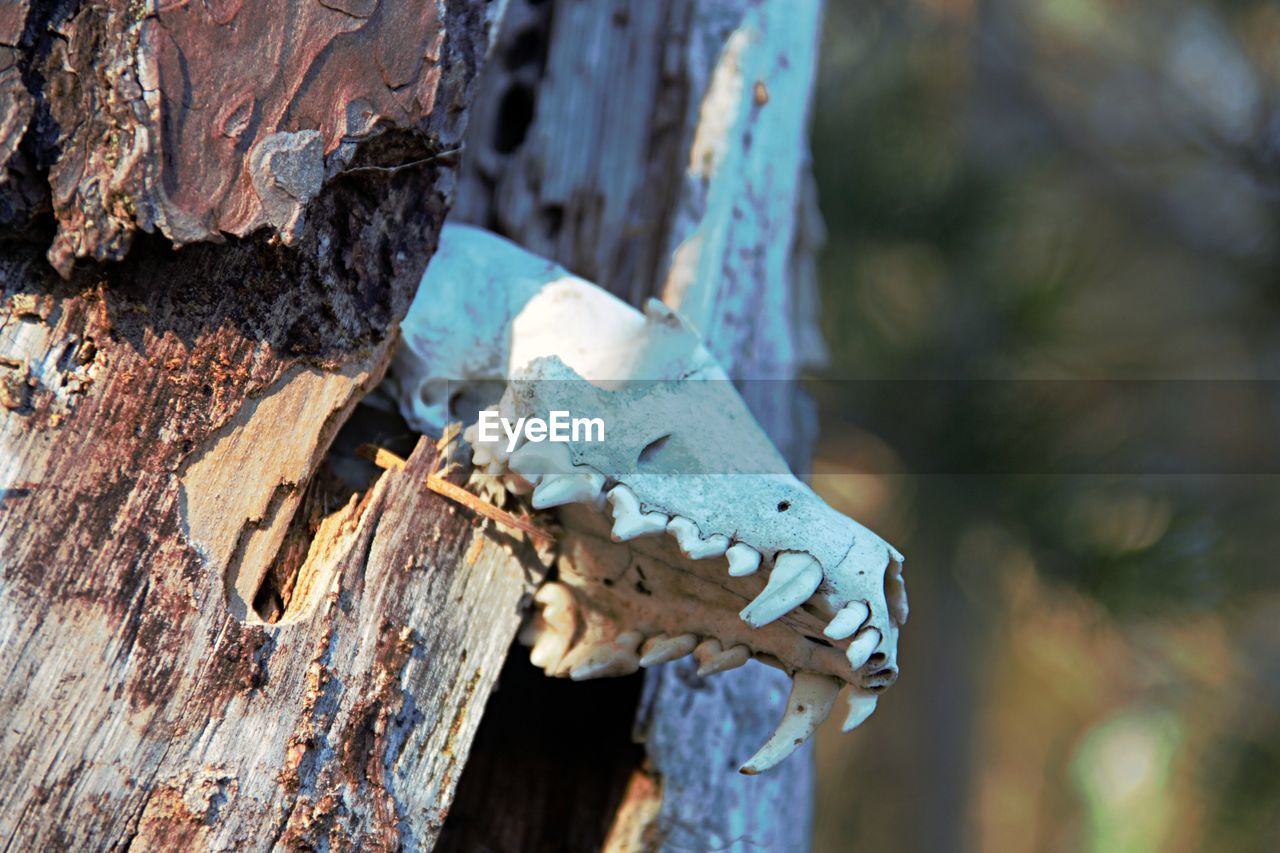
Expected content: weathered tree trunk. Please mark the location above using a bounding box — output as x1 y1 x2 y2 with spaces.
0 1 499 848
442 2 829 850
1 0 828 849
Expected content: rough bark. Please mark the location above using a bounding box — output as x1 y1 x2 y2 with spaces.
0 0 504 847
444 1 828 850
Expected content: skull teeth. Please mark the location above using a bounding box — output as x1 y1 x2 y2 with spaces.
693 638 752 676
565 630 644 680
531 470 606 509
509 440 574 482
606 485 669 541
725 542 761 577
524 583 577 672
824 601 871 640
845 627 882 671
843 689 878 732
639 633 699 667
739 672 841 775
739 551 823 628
667 516 729 559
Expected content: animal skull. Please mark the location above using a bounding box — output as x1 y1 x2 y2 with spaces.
391 223 908 774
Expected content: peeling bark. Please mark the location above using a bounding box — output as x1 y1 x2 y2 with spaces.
0 0 503 847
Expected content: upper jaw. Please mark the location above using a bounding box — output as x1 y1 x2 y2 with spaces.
465 356 908 773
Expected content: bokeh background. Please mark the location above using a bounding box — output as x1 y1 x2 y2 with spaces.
806 2 1280 851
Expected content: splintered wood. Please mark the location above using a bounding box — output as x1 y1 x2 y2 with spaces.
356 442 555 548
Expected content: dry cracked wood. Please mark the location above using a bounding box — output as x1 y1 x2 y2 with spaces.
1 434 540 848
0 0 507 846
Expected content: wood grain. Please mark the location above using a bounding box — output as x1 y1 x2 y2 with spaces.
0 0 500 846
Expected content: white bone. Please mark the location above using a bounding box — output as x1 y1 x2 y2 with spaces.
725 542 761 577
531 470 605 509
388 224 910 773
845 628 882 671
823 601 871 640
509 439 574 480
607 485 669 541
843 689 879 733
887 559 909 625
667 516 729 559
739 672 840 775
739 552 823 628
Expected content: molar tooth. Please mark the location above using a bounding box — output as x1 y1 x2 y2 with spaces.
567 630 644 680
843 689 879 732
739 552 823 628
529 630 568 671
739 672 841 775
845 628 882 671
666 517 729 559
823 601 871 640
726 543 761 577
531 470 606 509
509 440 574 480
525 583 576 672
639 633 699 667
696 642 752 677
607 485 669 541
689 534 730 559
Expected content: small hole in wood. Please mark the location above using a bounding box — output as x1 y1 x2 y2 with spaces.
494 84 536 154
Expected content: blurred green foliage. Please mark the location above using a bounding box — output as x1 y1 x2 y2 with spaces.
810 1 1280 849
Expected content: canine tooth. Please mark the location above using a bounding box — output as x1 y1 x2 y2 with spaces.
824 601 871 640
485 460 507 476
739 672 840 775
846 628 882 671
532 470 605 509
726 543 761 577
696 642 752 677
607 485 669 541
509 440 574 479
843 689 879 732
739 552 823 628
640 633 699 667
567 630 644 680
